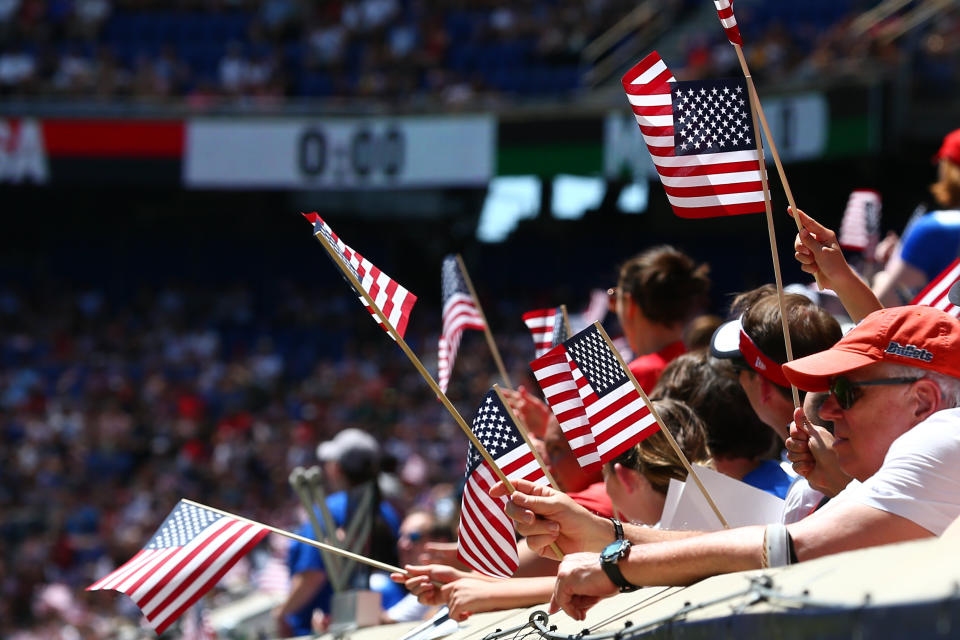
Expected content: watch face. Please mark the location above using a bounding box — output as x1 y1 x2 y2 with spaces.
601 539 627 562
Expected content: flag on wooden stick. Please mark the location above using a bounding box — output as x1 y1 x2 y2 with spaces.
531 324 659 465
303 213 417 338
87 500 269 635
622 52 766 219
457 389 548 578
714 0 744 46
438 255 486 393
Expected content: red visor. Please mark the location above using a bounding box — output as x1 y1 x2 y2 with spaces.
739 329 791 387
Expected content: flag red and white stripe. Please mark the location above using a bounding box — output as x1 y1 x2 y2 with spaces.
714 0 743 46
457 390 548 578
87 501 269 634
838 189 882 254
530 348 601 471
522 307 565 358
303 213 417 338
532 324 659 465
621 51 766 219
912 258 960 317
438 256 486 392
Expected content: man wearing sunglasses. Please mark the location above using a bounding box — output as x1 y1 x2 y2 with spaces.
494 305 960 622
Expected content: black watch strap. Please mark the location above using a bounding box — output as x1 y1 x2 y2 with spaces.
600 542 638 593
610 517 624 542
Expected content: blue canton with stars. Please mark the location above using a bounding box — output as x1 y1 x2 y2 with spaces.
441 255 469 304
671 78 755 155
550 307 568 349
563 326 628 399
466 390 523 475
146 502 221 549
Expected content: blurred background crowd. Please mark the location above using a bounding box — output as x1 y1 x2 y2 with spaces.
0 0 957 106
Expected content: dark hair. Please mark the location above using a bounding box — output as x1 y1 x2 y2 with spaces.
610 398 708 495
652 351 778 460
617 246 711 326
343 481 399 584
730 286 842 398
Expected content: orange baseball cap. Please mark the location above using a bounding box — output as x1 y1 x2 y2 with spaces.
782 305 960 392
934 128 960 165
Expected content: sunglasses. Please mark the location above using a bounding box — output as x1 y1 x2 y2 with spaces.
399 531 424 543
828 376 923 410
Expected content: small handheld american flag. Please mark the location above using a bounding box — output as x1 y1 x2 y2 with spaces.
457 389 548 578
87 500 269 635
531 323 659 466
303 212 417 338
622 52 766 219
438 255 486 393
714 0 744 46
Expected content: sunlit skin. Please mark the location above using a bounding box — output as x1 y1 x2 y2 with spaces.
601 463 665 526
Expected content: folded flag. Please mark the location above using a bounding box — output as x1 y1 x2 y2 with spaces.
457 389 548 578
531 324 659 465
622 51 766 219
522 307 568 358
838 189 882 255
714 0 744 46
438 255 486 393
912 258 960 318
87 500 269 635
303 213 417 338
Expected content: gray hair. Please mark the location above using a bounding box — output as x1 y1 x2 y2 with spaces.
882 363 960 409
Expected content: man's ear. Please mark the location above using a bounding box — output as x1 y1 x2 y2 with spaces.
614 463 639 493
912 378 942 421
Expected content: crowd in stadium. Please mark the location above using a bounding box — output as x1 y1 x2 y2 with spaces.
0 0 957 103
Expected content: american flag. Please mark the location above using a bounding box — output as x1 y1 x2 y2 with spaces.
87 501 269 635
457 390 548 578
532 324 659 465
303 213 417 339
438 256 486 393
622 52 766 219
838 189 882 254
912 258 960 317
522 307 568 358
714 0 744 46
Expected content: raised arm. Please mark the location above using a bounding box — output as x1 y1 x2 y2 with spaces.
791 207 883 322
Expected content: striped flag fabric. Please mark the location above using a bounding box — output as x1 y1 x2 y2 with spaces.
714 0 744 46
530 346 600 471
838 189 882 254
522 307 568 358
457 389 548 578
303 213 417 338
87 500 269 634
622 51 766 219
438 255 486 393
531 324 659 465
911 258 960 317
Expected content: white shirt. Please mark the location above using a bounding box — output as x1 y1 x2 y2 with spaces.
828 408 960 535
781 476 825 524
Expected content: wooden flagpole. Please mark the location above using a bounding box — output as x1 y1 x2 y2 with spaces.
559 304 573 337
310 229 558 559
494 384 560 491
182 499 408 576
739 63 802 410
733 43 823 293
494 384 565 561
594 323 729 529
455 254 513 388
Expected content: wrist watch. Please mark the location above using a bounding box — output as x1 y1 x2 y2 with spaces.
599 539 638 593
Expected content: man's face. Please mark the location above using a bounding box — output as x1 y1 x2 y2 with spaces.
397 512 433 567
817 364 920 482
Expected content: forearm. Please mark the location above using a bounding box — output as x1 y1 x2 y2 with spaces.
623 523 706 546
828 266 883 323
473 577 555 610
621 527 765 587
277 571 325 616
